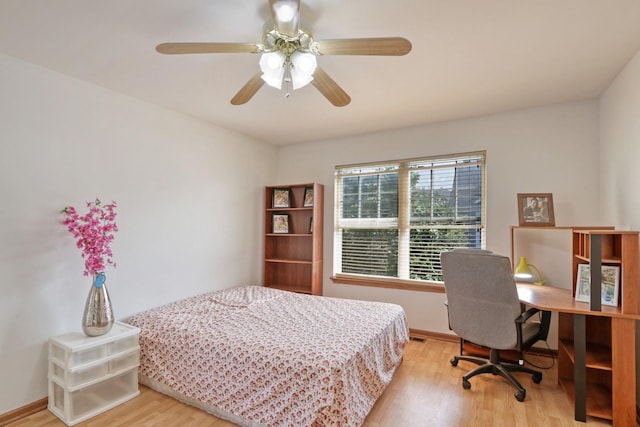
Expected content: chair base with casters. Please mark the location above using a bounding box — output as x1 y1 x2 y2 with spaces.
450 346 542 402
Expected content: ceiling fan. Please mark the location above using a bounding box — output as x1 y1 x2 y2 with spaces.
155 0 412 107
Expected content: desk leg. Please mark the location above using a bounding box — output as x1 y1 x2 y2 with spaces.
573 314 587 422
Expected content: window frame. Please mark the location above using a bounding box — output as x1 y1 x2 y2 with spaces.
332 151 486 291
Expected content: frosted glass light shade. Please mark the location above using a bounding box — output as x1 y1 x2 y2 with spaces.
290 51 317 89
259 52 286 89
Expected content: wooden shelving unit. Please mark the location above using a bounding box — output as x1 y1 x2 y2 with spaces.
559 230 639 424
264 183 323 295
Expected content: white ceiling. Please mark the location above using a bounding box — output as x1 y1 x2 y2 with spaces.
1 0 640 145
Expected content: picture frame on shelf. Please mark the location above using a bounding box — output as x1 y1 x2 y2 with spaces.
272 214 289 234
308 217 313 234
303 187 314 207
575 263 620 307
517 193 555 226
272 189 290 208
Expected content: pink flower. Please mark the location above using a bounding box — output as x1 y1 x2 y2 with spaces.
62 198 118 276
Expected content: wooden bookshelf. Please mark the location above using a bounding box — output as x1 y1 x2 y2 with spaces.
264 183 323 295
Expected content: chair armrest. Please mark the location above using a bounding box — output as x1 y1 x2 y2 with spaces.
516 307 542 324
538 310 551 341
444 300 452 331
515 308 552 345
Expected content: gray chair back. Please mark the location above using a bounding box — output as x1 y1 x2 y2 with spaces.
441 249 522 350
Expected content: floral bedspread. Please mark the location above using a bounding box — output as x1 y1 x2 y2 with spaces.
126 285 409 427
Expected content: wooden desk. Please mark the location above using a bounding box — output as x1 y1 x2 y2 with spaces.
517 283 639 426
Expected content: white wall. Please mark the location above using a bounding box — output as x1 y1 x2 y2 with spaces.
598 47 640 410
276 102 601 336
0 53 276 414
599 50 640 228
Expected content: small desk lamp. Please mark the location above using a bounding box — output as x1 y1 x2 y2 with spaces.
514 256 546 285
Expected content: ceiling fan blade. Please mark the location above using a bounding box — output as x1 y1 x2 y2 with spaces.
314 37 412 56
268 0 300 37
231 72 266 105
311 67 351 107
156 43 261 55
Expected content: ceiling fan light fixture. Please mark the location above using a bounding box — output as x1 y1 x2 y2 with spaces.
156 1 412 106
259 51 286 89
290 51 317 89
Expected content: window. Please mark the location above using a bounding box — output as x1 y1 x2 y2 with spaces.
334 151 485 286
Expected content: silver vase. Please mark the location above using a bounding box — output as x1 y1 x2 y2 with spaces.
82 272 114 336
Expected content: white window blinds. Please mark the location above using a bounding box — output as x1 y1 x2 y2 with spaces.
334 151 485 283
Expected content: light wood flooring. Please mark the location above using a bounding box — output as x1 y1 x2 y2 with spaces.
8 338 613 427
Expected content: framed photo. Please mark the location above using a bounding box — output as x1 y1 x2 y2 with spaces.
517 193 555 226
272 214 289 234
575 264 620 307
303 187 314 207
272 189 290 208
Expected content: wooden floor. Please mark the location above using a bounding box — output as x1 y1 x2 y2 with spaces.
8 339 613 427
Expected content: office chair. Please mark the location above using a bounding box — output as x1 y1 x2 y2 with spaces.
441 248 551 401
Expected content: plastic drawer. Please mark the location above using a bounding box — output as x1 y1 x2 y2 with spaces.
49 368 139 426
108 335 138 355
51 348 140 389
109 349 139 373
51 362 108 389
52 343 105 367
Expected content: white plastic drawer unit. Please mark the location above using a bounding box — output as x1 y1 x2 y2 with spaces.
48 321 141 426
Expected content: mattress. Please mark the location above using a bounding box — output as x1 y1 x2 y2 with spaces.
126 285 409 426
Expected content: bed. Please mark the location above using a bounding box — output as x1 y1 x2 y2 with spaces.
126 285 409 427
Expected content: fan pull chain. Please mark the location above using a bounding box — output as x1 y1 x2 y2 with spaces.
283 61 293 98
